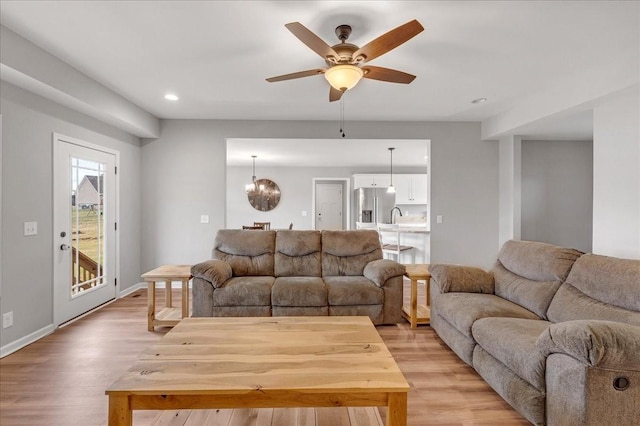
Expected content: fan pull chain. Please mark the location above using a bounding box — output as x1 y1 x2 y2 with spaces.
340 96 346 138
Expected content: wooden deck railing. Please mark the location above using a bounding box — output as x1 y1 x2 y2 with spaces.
72 247 99 289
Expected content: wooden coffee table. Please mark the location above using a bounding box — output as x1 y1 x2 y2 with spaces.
105 316 409 425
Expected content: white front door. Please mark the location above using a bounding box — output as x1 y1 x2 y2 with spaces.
53 135 117 325
315 183 343 230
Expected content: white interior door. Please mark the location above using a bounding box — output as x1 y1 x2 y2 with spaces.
53 136 117 325
315 183 343 230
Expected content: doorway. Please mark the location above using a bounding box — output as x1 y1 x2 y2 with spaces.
53 134 118 325
313 179 348 230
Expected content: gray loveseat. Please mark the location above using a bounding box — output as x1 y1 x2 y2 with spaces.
191 229 405 324
430 240 640 425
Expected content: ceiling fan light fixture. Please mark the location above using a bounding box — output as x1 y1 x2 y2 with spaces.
324 65 364 91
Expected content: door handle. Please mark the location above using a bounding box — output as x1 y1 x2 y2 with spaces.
60 244 71 251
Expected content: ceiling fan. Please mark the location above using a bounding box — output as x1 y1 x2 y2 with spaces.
266 20 424 102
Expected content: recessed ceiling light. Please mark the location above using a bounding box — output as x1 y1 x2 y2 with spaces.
471 97 487 104
164 93 179 101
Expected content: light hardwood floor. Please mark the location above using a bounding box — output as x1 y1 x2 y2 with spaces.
0 285 529 425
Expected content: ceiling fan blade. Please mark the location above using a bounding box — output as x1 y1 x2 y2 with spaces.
352 19 424 63
285 22 340 61
362 66 416 84
329 86 344 102
266 68 325 82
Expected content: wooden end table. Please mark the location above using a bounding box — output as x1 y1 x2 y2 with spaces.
402 264 431 329
141 264 192 331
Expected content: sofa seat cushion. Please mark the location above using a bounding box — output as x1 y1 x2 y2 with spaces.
324 276 383 306
213 276 274 306
272 277 327 307
437 293 540 339
472 317 551 391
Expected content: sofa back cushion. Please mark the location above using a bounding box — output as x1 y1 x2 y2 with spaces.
274 230 322 277
547 254 640 325
212 230 275 276
321 230 382 276
491 240 583 319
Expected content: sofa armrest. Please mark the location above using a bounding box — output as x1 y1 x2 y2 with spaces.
429 264 494 294
191 260 232 288
536 320 640 370
364 259 406 287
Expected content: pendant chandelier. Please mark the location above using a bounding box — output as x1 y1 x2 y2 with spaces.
387 147 396 194
245 155 257 193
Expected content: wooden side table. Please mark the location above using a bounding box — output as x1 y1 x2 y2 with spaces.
141 265 192 331
402 264 431 329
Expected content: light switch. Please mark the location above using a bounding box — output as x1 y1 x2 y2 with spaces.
436 215 443 224
200 215 209 224
301 211 308 217
24 221 38 236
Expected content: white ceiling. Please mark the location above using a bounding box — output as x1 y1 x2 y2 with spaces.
1 1 638 141
227 138 430 167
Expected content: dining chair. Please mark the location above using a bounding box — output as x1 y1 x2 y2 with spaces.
377 223 416 264
253 221 270 230
242 225 264 230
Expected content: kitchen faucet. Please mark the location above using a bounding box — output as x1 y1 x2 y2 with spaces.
390 206 403 224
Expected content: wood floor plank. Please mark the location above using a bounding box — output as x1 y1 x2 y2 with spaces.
152 410 191 426
348 406 383 426
0 286 530 425
181 410 211 426
315 407 351 426
202 408 234 426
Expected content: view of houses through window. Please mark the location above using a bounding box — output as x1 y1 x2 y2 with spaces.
70 157 106 297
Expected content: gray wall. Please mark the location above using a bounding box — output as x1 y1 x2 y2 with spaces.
0 82 142 347
521 140 593 253
228 165 353 231
227 165 428 231
141 119 499 271
592 88 640 258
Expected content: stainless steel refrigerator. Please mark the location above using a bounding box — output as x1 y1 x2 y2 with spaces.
355 187 396 225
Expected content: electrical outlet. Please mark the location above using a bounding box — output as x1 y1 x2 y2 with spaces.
3 312 13 329
436 215 443 224
200 215 209 224
301 211 308 217
24 221 38 236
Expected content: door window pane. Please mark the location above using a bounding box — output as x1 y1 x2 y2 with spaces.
70 157 107 297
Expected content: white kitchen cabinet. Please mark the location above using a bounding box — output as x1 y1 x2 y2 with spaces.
394 174 428 204
353 174 391 189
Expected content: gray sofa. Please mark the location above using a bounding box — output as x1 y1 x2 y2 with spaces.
430 240 640 425
191 229 405 324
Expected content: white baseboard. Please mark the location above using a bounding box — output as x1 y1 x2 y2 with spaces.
0 323 56 358
120 281 192 298
119 282 146 297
